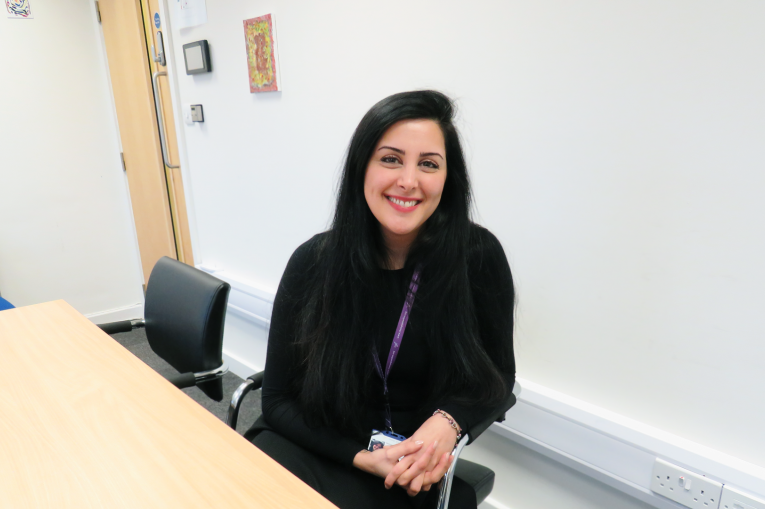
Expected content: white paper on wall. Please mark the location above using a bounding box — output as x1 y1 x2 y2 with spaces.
173 0 206 29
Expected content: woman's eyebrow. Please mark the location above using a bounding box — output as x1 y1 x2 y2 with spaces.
377 146 405 154
377 146 444 160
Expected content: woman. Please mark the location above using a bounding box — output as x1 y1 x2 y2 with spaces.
246 90 515 508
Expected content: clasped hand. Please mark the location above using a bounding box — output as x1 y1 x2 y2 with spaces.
353 415 458 497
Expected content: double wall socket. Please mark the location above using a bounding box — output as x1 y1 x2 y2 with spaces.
651 458 723 508
719 485 765 509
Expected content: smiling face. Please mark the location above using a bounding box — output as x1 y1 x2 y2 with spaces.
364 119 448 255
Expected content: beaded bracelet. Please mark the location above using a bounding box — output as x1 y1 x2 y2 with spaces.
433 409 462 446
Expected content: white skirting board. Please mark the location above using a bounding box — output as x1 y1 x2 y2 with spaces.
85 303 143 324
222 347 262 378
199 265 765 508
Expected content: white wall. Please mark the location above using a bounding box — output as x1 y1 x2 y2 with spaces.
162 0 765 506
0 0 144 318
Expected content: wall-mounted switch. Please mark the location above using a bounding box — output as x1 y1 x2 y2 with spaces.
190 104 204 122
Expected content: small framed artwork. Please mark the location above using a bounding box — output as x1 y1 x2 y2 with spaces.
243 13 281 93
6 0 33 19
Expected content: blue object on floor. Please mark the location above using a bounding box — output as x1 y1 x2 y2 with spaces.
0 296 15 311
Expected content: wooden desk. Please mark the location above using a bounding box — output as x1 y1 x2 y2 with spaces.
0 301 337 508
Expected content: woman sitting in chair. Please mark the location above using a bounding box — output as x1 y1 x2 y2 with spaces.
247 90 515 509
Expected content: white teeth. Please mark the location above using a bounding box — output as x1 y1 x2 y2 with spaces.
387 196 419 207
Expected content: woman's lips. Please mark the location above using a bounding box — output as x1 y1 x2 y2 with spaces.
386 195 421 212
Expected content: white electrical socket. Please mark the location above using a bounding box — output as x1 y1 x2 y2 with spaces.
650 458 723 508
719 485 765 509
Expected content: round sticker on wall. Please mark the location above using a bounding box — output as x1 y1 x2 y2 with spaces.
154 12 161 29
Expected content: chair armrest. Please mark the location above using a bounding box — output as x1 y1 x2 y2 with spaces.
436 382 522 508
167 372 197 389
98 319 145 335
166 363 228 390
436 433 470 509
465 380 522 444
227 371 264 430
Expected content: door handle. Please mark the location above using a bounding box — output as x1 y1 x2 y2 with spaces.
152 71 179 169
151 31 166 66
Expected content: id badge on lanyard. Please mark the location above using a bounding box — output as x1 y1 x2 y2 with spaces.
367 429 407 451
369 265 421 442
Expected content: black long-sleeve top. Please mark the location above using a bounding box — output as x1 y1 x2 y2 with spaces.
260 224 515 466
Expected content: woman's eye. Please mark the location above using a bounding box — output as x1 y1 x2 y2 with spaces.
420 160 439 170
381 155 400 164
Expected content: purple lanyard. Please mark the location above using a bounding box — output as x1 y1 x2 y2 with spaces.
372 265 421 432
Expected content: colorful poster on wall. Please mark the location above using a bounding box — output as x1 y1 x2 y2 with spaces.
6 0 33 18
243 14 281 93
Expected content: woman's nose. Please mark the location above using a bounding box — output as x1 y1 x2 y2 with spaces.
397 163 418 190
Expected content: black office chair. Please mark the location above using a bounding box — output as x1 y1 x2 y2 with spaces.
98 256 230 401
227 373 521 509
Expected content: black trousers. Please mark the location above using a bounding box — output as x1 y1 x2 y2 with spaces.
250 430 477 509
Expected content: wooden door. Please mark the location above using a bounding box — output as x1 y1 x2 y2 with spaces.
98 0 194 283
140 0 195 267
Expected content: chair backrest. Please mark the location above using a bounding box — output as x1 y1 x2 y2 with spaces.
144 257 230 401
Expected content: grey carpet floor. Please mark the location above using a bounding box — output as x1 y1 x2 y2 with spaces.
110 328 262 436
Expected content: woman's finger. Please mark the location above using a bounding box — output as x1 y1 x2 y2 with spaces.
424 453 454 486
406 473 425 497
425 446 440 473
384 453 418 489
385 439 423 462
395 441 437 488
423 453 451 486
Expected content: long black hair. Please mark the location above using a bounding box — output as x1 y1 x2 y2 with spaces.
295 90 512 435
